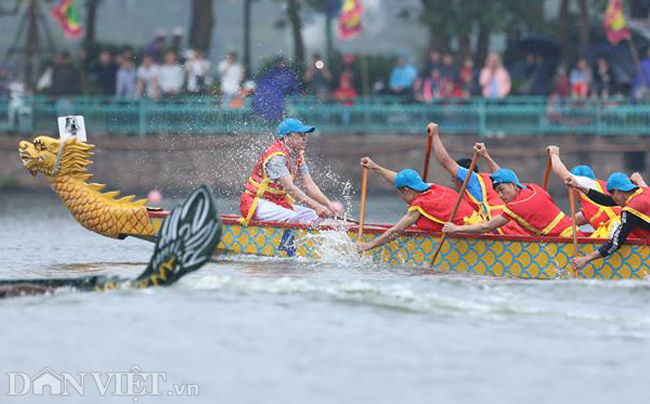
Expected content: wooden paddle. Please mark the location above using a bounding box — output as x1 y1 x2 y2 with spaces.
542 155 552 190
357 166 369 242
430 151 479 267
568 186 579 276
422 124 434 182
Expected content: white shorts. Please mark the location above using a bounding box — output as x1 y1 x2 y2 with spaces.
254 199 319 223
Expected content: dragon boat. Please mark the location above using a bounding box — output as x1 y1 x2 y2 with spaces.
18 135 650 281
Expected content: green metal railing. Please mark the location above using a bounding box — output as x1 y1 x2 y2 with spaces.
1 95 649 136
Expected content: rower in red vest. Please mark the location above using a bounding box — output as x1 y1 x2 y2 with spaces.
239 118 343 224
428 122 526 235
547 145 621 238
356 158 482 253
443 168 584 238
567 172 650 270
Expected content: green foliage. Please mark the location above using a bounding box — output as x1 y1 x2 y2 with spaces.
327 51 398 90
413 0 550 49
588 0 610 15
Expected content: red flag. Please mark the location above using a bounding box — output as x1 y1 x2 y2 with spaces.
338 0 362 39
52 0 82 39
604 0 630 45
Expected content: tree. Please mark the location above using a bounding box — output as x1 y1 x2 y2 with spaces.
189 0 214 56
417 0 452 51
269 0 332 69
557 0 571 64
414 0 547 64
243 0 254 76
555 0 609 65
631 0 650 19
0 0 19 16
286 0 305 67
577 0 590 55
84 0 101 48
5 0 56 87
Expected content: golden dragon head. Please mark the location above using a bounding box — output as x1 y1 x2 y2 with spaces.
17 135 158 240
18 136 94 178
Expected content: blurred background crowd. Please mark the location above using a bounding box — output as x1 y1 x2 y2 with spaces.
3 0 650 128
5 34 650 104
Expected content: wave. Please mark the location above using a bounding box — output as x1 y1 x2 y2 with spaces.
183 274 650 335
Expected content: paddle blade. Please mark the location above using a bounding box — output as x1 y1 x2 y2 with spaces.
132 184 222 287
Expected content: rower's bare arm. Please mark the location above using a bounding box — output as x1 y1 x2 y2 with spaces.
564 176 590 195
279 176 325 213
443 215 509 234
360 157 397 186
631 172 648 187
301 173 331 206
546 146 571 181
429 123 458 176
474 143 500 173
301 174 344 216
358 210 419 252
572 251 601 270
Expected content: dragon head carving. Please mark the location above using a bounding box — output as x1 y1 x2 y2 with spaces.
18 136 94 178
17 135 157 240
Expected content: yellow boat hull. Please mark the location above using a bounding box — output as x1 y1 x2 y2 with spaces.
207 215 650 280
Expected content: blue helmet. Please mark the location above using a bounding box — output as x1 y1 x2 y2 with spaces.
490 168 523 188
276 118 315 138
394 169 430 192
570 165 596 180
606 172 638 192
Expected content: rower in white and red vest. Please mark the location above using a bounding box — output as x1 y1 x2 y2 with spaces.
442 168 585 238
547 145 621 238
356 158 482 253
429 122 526 235
239 118 343 224
567 172 650 270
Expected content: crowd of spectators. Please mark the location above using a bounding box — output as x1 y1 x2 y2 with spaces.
0 48 241 106
5 31 246 107
6 30 650 126
104 47 236 102
382 48 648 104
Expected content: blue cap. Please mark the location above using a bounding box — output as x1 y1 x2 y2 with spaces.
606 172 638 192
570 165 596 180
276 118 315 137
394 169 431 192
490 168 523 188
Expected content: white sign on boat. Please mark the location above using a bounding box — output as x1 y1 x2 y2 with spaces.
57 116 87 142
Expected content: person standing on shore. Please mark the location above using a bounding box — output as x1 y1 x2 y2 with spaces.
218 51 244 108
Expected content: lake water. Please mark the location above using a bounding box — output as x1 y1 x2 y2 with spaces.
0 191 649 404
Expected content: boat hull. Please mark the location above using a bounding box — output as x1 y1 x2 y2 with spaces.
199 215 649 280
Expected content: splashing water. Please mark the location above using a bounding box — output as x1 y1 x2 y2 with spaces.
338 179 356 219
298 228 373 267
